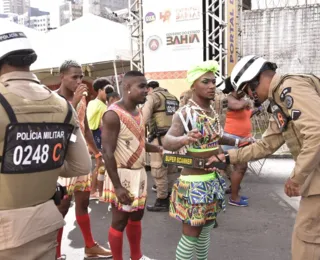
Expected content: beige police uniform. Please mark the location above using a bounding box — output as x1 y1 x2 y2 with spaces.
228 73 320 260
142 87 179 199
0 72 91 260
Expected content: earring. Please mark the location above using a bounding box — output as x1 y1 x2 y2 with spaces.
128 91 131 94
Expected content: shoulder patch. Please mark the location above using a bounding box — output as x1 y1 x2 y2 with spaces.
284 95 294 109
280 87 291 101
291 109 301 121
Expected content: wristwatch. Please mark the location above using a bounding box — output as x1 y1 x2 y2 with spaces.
223 151 230 164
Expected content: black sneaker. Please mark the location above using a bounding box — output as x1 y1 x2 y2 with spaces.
146 198 169 212
152 185 157 192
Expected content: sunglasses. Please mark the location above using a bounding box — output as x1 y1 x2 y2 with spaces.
237 79 259 95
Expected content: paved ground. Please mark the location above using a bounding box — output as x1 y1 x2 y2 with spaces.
61 158 298 260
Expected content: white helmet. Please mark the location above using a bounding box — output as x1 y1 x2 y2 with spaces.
0 23 36 64
230 55 276 92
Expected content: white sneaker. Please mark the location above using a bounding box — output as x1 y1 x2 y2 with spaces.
130 256 156 260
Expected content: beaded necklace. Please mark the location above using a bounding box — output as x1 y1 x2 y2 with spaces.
178 99 222 150
188 99 222 137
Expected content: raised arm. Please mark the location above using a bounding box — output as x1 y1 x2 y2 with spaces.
227 94 250 111
206 117 285 169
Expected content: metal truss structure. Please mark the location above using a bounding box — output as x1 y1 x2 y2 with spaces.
204 0 228 79
128 0 144 72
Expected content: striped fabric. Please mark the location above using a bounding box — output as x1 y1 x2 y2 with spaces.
176 235 198 260
196 222 215 260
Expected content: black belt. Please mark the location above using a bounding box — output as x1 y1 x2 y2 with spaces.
163 154 227 170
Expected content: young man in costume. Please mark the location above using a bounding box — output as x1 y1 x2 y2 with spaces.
100 71 162 260
56 60 112 259
163 61 251 260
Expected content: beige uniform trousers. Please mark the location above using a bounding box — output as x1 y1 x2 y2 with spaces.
0 230 58 260
150 137 177 199
292 195 320 260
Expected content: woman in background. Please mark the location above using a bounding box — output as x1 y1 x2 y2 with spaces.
106 85 120 105
221 77 260 207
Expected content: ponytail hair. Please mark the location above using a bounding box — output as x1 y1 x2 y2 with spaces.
105 85 120 102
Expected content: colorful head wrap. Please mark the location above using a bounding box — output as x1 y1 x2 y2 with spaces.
186 60 219 87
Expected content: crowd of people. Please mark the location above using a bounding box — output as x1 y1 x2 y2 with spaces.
0 26 320 260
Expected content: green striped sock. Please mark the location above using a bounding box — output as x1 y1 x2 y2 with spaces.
195 222 215 260
176 234 198 260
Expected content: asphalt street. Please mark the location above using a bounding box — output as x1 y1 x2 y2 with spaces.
61 158 298 260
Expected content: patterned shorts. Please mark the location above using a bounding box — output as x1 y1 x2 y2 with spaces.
100 168 147 212
169 172 226 226
58 174 92 197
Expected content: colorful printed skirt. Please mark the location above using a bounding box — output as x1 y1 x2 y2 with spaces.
100 168 147 212
58 174 92 197
170 172 226 226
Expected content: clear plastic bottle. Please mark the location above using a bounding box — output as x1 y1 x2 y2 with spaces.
97 166 105 181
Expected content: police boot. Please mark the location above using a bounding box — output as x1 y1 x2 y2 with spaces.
146 197 169 212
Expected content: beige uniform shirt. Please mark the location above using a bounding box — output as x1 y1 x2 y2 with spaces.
142 87 162 126
0 71 91 250
229 73 320 197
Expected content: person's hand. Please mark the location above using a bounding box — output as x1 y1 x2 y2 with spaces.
72 84 88 108
181 129 202 146
245 99 252 109
115 186 134 205
158 146 163 155
205 153 226 172
284 178 301 197
95 156 104 169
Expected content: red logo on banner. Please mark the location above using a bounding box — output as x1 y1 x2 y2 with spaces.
160 10 171 22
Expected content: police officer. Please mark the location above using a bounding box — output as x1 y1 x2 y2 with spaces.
0 28 91 259
207 55 320 260
142 81 179 212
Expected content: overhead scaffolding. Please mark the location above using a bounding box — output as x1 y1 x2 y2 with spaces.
128 0 144 72
203 0 228 79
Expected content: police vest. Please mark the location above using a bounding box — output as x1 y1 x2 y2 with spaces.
151 88 179 132
0 84 75 209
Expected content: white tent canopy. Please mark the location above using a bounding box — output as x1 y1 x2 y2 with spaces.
31 14 133 71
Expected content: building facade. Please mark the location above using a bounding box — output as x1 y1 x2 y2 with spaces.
83 0 128 15
0 0 30 15
29 14 50 32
